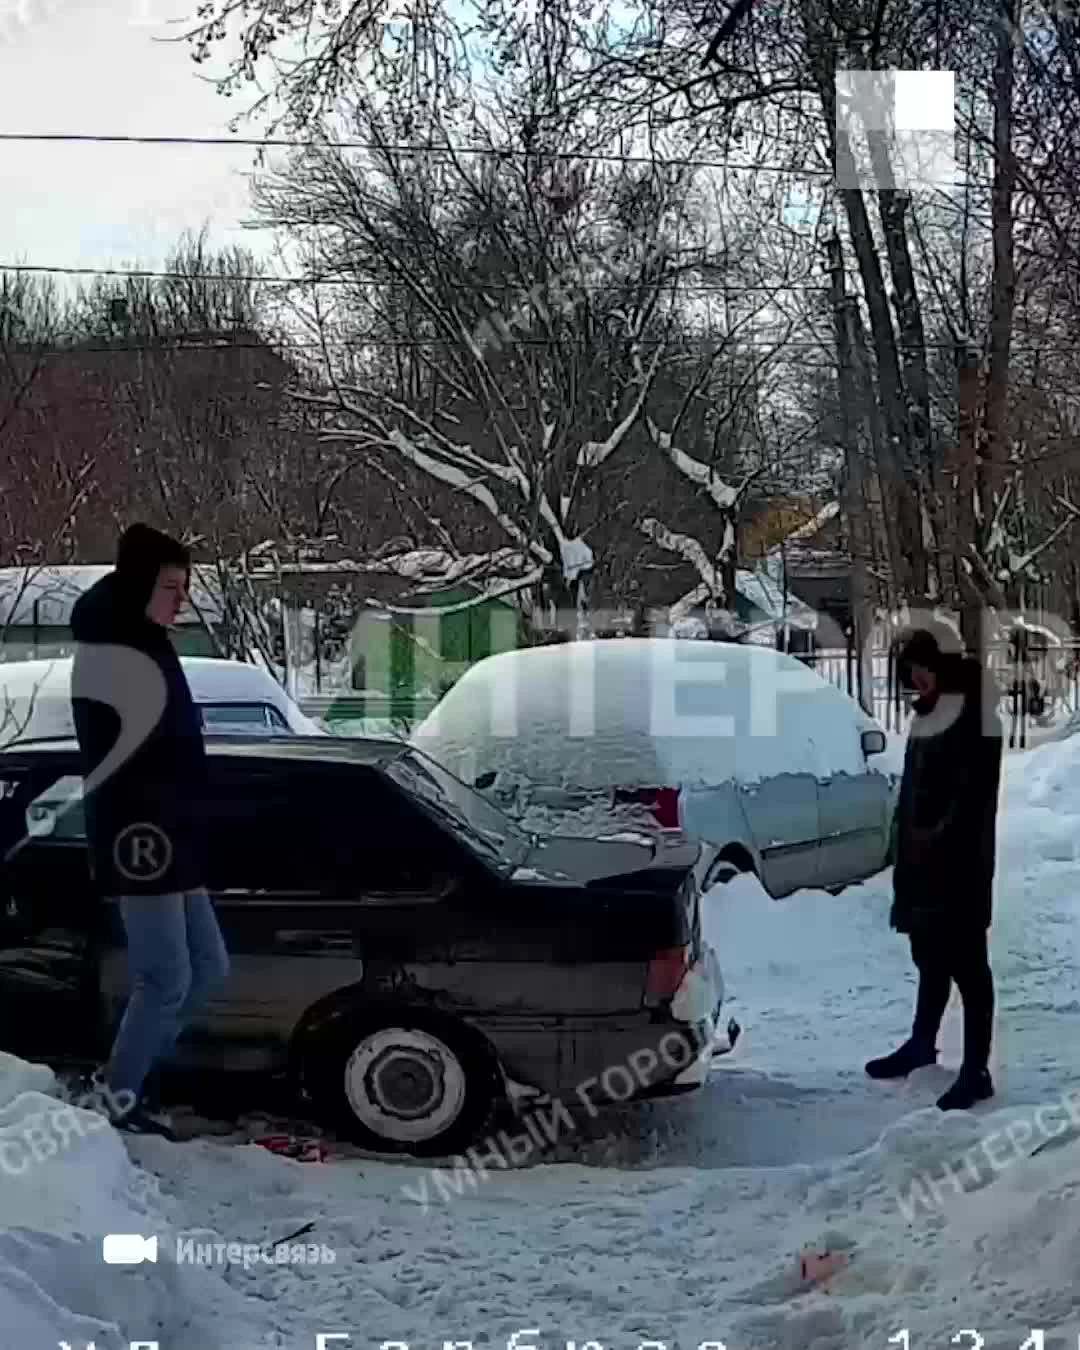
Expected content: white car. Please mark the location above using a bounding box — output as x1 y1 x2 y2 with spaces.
410 637 894 897
0 656 323 745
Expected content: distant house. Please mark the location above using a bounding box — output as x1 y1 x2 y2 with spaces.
0 565 225 660
248 549 529 716
670 566 821 646
742 498 851 641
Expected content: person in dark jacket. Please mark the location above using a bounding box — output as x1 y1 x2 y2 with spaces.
70 524 230 1133
865 620 1003 1111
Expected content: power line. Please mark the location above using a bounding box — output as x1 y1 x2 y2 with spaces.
0 131 1042 196
8 334 1080 356
0 260 828 294
0 130 832 176
5 335 828 352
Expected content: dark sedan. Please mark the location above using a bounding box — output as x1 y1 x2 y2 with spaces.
0 736 729 1155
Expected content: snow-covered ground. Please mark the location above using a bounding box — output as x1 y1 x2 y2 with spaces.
6 730 1080 1348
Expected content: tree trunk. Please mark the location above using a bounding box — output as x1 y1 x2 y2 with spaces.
840 188 927 600
828 235 875 713
981 0 1017 551
803 12 926 604
955 342 983 653
849 298 898 610
878 190 939 595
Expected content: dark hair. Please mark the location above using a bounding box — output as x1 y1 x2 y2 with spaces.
894 620 965 691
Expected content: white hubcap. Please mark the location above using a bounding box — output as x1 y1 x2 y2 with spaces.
343 1027 467 1143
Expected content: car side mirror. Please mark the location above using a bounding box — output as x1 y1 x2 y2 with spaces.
861 728 887 756
474 771 496 790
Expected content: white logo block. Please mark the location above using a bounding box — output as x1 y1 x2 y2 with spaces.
836 69 955 190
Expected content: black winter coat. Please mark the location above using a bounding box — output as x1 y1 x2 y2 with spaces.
70 573 207 896
891 657 1003 932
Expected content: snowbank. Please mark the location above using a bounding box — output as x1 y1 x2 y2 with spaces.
0 1053 283 1350
127 1051 1080 1350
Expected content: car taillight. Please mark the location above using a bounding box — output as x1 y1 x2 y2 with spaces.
646 944 690 999
613 785 682 829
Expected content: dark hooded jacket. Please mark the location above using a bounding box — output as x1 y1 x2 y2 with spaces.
891 627 1003 932
70 525 207 896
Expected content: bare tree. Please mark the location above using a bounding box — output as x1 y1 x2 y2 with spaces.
0 274 99 656
255 104 734 629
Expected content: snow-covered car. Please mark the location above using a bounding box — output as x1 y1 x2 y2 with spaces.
0 735 729 1155
410 638 894 897
0 656 323 747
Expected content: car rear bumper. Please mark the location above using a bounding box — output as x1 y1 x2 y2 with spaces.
488 943 730 1105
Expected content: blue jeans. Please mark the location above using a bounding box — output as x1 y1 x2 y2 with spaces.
106 888 231 1107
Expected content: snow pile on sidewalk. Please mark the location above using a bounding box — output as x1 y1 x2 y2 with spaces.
126 1077 1080 1350
0 1053 281 1350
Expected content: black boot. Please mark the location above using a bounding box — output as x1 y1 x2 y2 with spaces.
865 1039 937 1079
937 1068 993 1111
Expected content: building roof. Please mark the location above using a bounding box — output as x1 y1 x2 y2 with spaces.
0 565 224 628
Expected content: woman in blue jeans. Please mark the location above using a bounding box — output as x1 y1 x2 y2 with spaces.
70 525 231 1134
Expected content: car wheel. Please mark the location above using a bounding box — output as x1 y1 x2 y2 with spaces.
707 863 739 887
303 1011 503 1156
703 848 754 890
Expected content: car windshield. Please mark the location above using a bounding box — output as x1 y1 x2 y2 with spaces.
383 746 530 874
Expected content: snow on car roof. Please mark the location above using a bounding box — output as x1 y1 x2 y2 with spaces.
0 656 277 696
0 657 320 742
175 658 281 700
412 637 874 788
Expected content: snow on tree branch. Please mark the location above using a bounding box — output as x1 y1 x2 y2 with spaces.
639 517 722 594
641 417 741 511
384 428 554 566
576 349 663 469
771 500 840 551
365 565 546 615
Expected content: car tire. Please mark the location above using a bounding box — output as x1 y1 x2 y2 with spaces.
301 1009 504 1156
707 863 739 887
703 849 754 890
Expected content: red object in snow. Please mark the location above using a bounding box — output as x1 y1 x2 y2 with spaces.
253 1134 328 1162
798 1247 848 1285
612 785 682 829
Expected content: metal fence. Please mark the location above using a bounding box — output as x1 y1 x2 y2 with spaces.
300 637 1080 751
807 638 1080 748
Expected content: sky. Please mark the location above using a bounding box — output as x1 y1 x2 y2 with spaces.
0 0 274 278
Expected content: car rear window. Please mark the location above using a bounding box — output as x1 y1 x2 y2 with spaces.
384 748 529 873
200 702 289 732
